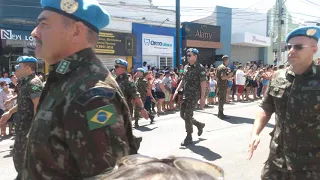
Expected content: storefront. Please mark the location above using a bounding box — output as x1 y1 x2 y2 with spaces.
0 28 45 74
182 22 222 66
94 31 136 69
132 23 176 69
142 33 174 69
231 32 270 65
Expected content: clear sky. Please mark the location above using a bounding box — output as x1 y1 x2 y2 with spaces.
152 0 320 23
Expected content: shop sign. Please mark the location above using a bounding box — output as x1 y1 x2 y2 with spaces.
252 35 267 44
182 22 221 42
1 29 34 41
95 31 136 56
142 34 174 56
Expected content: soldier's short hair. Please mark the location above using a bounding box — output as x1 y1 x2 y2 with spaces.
97 155 223 180
21 62 37 71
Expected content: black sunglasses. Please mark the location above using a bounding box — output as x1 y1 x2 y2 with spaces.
285 44 310 51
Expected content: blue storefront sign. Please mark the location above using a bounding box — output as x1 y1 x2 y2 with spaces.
132 23 179 69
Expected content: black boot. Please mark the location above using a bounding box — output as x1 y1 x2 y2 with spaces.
150 114 155 124
134 120 139 128
218 111 229 120
197 123 205 136
181 134 193 146
134 136 143 150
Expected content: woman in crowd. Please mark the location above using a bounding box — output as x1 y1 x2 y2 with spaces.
154 73 166 114
0 81 16 136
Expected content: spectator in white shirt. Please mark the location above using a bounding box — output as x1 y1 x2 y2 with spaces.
0 72 12 84
142 61 148 71
236 65 247 102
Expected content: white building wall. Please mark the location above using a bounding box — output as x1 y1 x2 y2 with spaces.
232 9 267 36
99 0 176 32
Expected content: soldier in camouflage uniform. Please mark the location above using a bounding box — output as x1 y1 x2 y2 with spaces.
21 1 137 179
0 56 43 180
173 48 206 146
249 26 320 179
134 68 155 127
114 59 148 120
216 55 233 119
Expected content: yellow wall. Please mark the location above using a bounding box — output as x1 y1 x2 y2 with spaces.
126 56 132 70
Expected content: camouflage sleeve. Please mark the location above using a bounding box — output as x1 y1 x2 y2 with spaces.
128 81 140 99
62 87 137 177
28 78 43 100
199 67 207 82
259 80 275 113
142 79 149 91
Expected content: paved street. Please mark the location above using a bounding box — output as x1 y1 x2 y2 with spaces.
0 101 275 180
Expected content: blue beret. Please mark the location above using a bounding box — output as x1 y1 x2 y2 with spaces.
41 0 110 33
286 26 320 43
16 56 38 63
137 68 145 73
14 65 20 69
115 59 128 67
186 48 199 54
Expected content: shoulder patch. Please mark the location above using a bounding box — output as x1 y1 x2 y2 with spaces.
130 82 136 87
86 104 117 130
201 71 206 76
76 87 116 106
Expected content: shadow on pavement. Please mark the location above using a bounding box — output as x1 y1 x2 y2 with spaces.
179 138 222 161
195 112 274 128
0 135 12 141
134 126 158 132
3 149 12 158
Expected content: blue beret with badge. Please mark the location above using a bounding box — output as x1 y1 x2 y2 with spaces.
41 0 110 33
16 56 38 63
115 59 128 67
137 68 145 73
186 48 199 54
286 26 320 43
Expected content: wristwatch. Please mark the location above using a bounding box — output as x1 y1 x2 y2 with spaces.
139 106 145 111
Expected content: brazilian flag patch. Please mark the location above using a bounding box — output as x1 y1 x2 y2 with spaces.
86 105 117 130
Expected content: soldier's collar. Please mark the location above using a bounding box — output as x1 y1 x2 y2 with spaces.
287 62 317 78
21 73 35 82
49 48 95 75
188 62 198 67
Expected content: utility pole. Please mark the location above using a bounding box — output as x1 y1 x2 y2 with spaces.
175 0 180 68
277 0 283 65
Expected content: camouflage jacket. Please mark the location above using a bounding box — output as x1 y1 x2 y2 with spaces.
15 74 43 131
260 63 320 171
183 62 206 99
136 77 148 102
23 48 137 179
216 64 228 91
115 73 140 104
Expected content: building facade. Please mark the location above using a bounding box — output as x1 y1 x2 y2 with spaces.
132 23 176 69
193 6 271 66
0 0 44 74
182 22 222 66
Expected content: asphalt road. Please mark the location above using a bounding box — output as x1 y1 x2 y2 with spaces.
0 100 275 180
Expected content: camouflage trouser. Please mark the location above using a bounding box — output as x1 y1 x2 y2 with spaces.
217 87 227 111
180 97 201 134
261 160 320 180
128 102 133 117
13 130 28 176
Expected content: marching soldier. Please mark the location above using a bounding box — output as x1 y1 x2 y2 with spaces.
134 68 155 127
249 26 320 179
216 55 233 119
173 48 206 146
22 0 137 179
0 56 43 180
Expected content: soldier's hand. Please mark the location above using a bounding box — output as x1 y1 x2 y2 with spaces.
0 112 11 125
140 109 149 120
248 133 260 160
4 99 12 106
172 91 178 101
